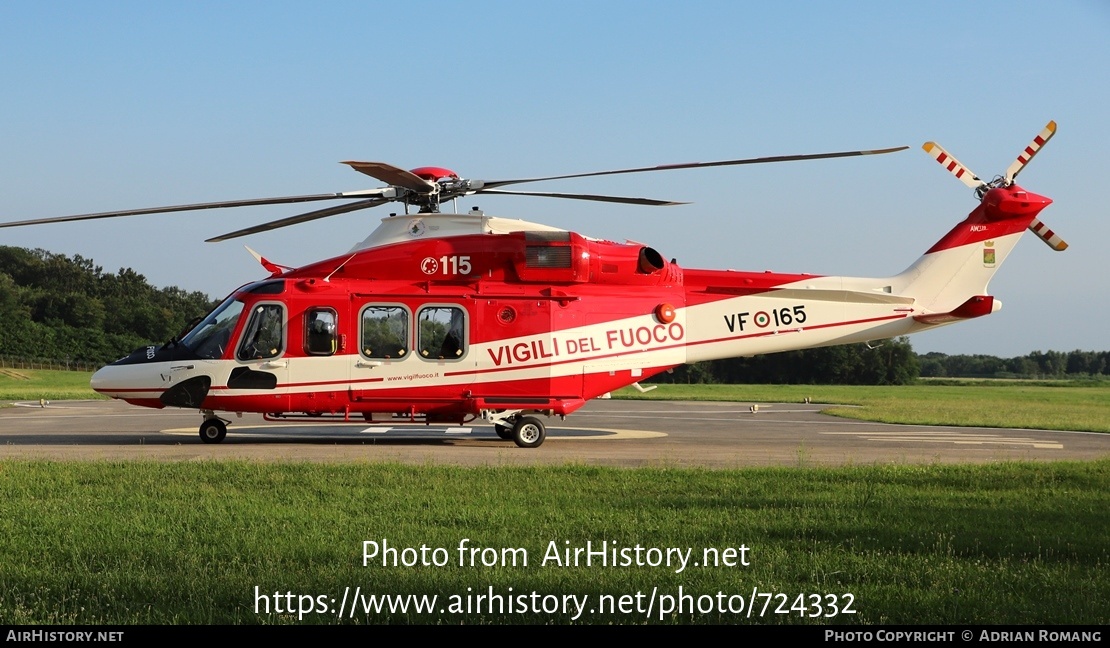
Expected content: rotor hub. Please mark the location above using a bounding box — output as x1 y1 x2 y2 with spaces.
409 167 459 183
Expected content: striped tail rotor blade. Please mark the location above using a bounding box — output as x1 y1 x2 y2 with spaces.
922 141 985 190
1005 121 1056 185
1028 217 1068 251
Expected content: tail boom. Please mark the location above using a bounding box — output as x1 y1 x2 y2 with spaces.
684 126 1063 362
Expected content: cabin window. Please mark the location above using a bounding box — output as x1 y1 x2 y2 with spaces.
418 306 466 360
304 308 338 356
236 303 285 361
361 305 409 359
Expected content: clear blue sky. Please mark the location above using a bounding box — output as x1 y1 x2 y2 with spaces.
1 1 1106 356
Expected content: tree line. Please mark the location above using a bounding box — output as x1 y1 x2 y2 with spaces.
652 337 920 385
0 246 216 364
656 343 1110 386
918 350 1110 379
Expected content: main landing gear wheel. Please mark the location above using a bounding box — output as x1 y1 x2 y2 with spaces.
199 419 227 444
494 424 514 440
511 416 546 449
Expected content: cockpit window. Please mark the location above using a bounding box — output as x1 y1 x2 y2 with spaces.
237 303 286 361
179 298 246 359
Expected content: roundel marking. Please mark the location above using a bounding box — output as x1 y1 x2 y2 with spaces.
754 311 771 328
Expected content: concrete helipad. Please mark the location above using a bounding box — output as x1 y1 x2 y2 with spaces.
0 399 1106 467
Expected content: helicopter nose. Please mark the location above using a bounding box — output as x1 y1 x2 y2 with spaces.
90 362 167 408
90 364 119 395
91 363 140 396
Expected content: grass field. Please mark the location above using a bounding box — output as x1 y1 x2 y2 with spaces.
0 460 1105 625
613 382 1110 433
1 371 1107 624
0 368 104 403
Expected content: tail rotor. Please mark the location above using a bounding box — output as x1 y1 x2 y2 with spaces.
923 121 1066 251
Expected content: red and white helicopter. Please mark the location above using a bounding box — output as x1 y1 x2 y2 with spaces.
1 122 1064 447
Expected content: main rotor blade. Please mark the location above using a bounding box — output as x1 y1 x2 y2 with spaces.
342 161 436 194
205 197 389 242
480 147 909 189
0 189 390 229
921 141 984 190
1004 121 1056 185
475 189 687 206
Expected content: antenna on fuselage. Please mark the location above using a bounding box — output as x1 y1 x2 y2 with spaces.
324 253 358 282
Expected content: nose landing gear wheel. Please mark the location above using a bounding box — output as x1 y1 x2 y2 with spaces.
511 416 546 449
199 419 227 444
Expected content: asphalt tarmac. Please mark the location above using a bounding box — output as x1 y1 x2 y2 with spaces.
1 398 1107 467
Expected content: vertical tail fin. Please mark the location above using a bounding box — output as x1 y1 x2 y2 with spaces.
894 185 1051 314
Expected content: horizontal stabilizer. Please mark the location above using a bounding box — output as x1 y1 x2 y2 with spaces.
913 295 998 324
